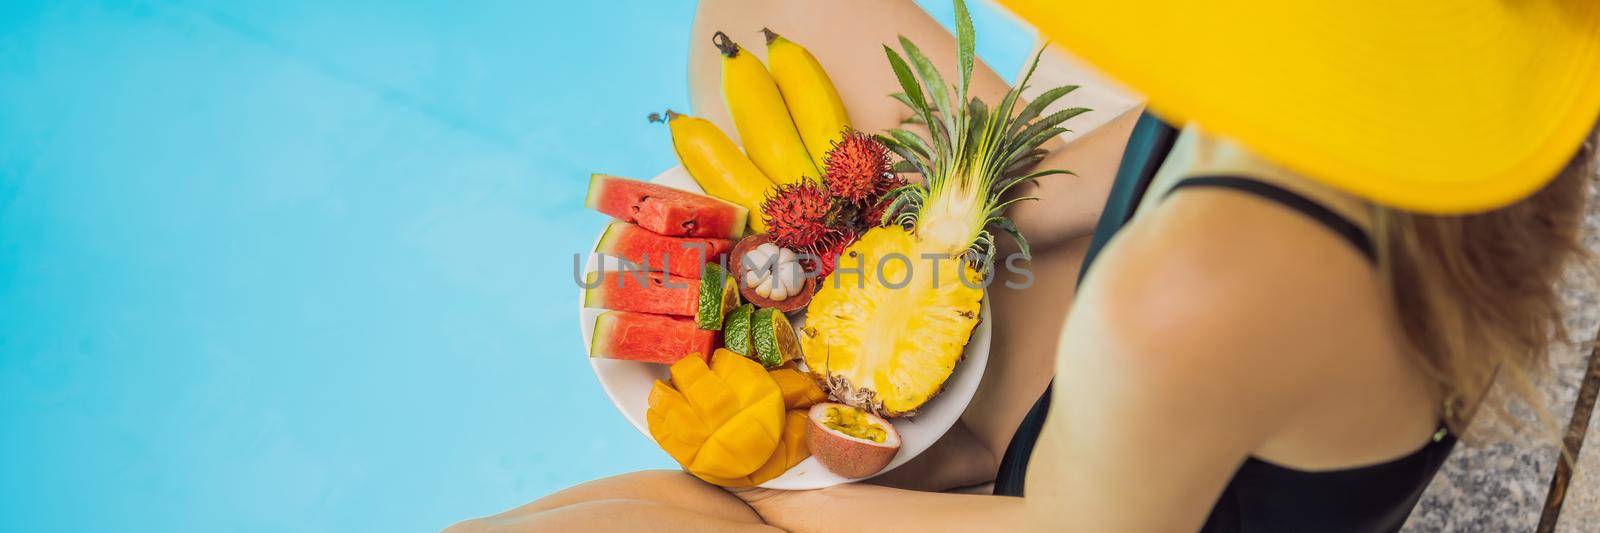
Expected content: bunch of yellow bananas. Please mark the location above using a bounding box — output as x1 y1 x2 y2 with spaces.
759 28 851 173
665 29 850 234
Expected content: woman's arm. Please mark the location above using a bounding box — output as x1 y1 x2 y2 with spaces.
866 417 998 491
1022 183 1391 530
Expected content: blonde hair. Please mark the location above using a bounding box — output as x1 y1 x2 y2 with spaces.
1376 126 1598 440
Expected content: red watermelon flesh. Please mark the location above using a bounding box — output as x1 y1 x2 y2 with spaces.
590 310 716 365
583 270 699 317
586 174 748 239
596 222 732 279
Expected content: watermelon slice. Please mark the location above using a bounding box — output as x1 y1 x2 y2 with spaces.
586 174 748 239
590 310 717 365
596 222 733 279
584 271 699 317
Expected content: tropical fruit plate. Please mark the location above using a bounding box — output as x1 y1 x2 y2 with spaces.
578 166 991 490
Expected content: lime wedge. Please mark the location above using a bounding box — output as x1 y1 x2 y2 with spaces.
696 263 739 330
751 307 802 368
723 304 754 356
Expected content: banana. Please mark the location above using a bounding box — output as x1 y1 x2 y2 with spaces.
763 28 851 172
663 110 774 233
714 31 819 186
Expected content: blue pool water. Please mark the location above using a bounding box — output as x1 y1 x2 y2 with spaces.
0 1 1032 531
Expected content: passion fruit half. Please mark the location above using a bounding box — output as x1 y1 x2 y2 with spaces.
806 402 901 478
731 233 815 312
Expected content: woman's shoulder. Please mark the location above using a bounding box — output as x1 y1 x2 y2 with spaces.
1092 178 1384 332
1065 182 1396 426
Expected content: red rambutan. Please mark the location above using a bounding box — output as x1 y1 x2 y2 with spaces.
873 171 909 199
823 130 891 204
863 194 897 229
763 181 844 251
807 230 855 279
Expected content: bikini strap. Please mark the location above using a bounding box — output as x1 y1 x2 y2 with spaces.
1165 176 1376 263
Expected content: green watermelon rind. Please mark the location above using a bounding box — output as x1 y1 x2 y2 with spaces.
593 221 652 273
594 221 624 254
583 173 609 210
588 310 617 359
582 271 606 308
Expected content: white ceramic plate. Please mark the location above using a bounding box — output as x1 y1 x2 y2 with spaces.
578 166 990 490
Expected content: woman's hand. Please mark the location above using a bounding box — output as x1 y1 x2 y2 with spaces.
726 485 830 532
724 486 795 521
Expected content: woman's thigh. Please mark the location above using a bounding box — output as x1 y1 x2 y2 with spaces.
449 470 773 533
529 470 760 521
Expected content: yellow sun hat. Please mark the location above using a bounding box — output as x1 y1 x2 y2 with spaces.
997 0 1600 214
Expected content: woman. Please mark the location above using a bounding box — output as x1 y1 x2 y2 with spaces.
450 1 1600 531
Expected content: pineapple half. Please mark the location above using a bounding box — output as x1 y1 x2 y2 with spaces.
801 0 1089 417
802 228 984 416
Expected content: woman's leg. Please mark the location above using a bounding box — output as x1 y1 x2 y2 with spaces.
444 470 779 533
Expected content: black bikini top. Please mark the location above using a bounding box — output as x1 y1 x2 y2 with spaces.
1165 176 1458 533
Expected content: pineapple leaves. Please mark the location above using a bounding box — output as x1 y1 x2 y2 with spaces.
974 230 996 275
1002 147 1049 178
954 0 975 103
889 93 926 125
889 92 917 111
884 129 932 161
991 169 1074 207
991 217 1031 261
927 115 955 162
1017 44 1048 95
1014 107 1090 150
871 0 1091 275
1009 85 1080 137
898 36 958 163
884 46 932 129
966 98 988 160
993 45 1049 137
899 37 951 122
884 143 930 178
878 131 932 177
985 172 1062 209
1007 126 1072 165
989 195 1042 217
881 183 926 227
1011 168 1076 189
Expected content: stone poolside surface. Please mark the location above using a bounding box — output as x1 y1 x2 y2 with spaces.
1402 175 1600 532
